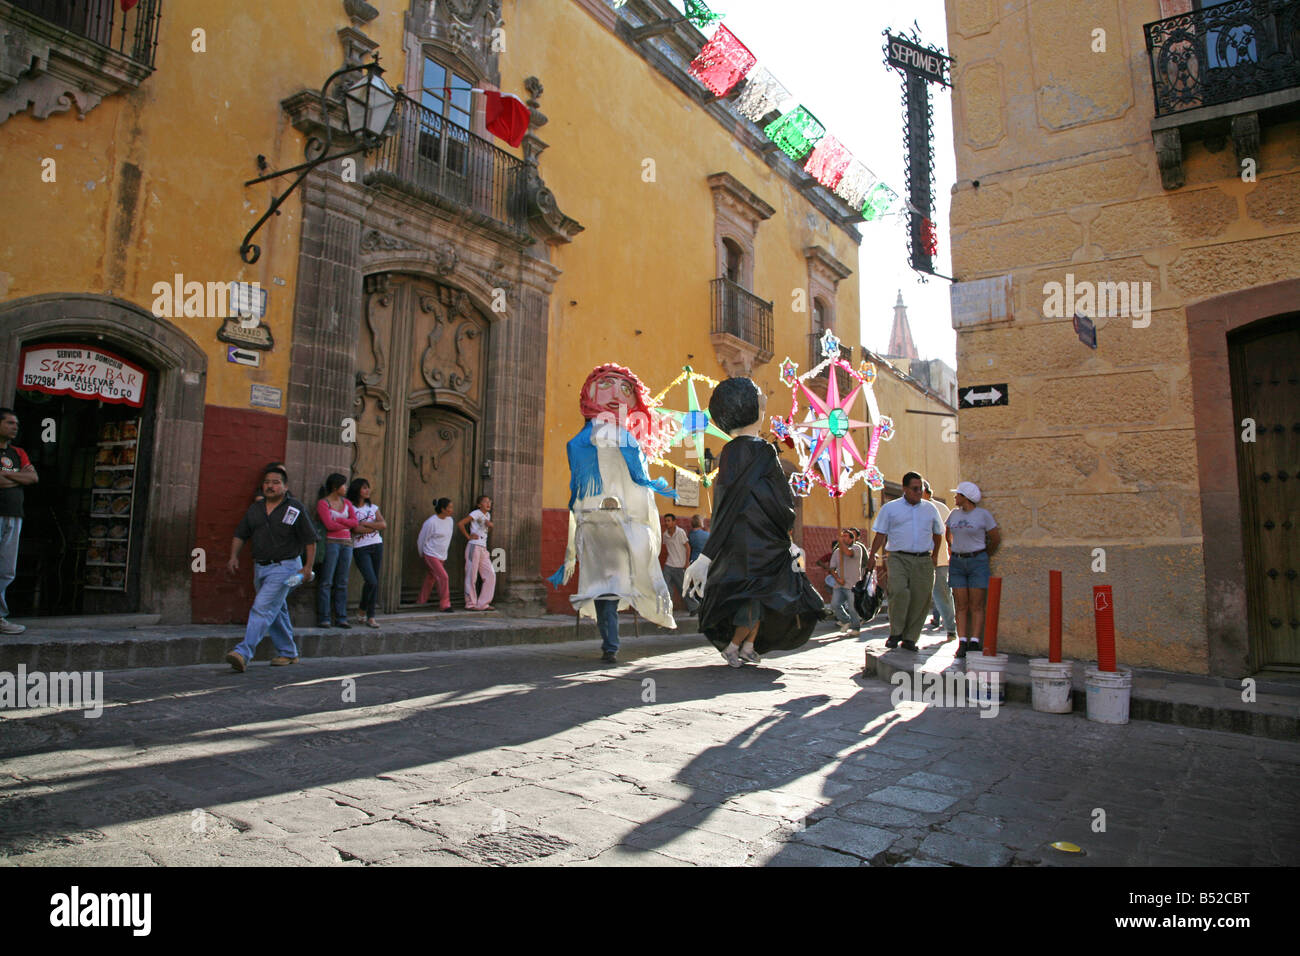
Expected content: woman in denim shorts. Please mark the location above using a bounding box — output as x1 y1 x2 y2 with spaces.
945 481 1001 659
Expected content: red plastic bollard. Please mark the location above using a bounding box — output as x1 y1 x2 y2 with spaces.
1049 570 1062 663
1093 584 1116 671
983 577 1001 656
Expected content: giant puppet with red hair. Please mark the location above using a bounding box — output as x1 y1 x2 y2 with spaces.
546 363 679 662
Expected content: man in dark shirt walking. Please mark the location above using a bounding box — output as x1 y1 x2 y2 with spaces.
0 408 38 635
225 464 318 671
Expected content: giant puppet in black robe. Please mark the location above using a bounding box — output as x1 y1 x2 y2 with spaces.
696 390 824 656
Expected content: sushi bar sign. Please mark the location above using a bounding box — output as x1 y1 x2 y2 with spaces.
18 344 147 408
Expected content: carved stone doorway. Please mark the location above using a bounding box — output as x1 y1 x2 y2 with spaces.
403 405 477 606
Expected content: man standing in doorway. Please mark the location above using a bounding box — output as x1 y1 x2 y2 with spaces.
225 465 318 671
922 480 957 643
0 408 38 634
866 471 943 652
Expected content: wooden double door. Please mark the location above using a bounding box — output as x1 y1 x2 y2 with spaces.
352 273 489 611
1231 315 1300 670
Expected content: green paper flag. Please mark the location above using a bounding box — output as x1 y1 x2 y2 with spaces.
764 106 825 162
684 0 724 28
862 182 899 221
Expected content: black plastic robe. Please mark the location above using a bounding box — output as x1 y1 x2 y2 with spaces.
699 436 824 654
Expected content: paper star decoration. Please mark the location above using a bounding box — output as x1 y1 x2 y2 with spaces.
650 366 730 486
775 330 895 498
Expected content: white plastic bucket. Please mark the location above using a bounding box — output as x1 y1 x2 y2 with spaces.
1085 666 1132 724
1029 658 1074 714
965 651 1008 703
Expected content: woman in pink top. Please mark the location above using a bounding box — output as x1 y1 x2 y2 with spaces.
315 472 358 628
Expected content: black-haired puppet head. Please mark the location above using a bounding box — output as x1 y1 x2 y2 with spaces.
709 376 764 435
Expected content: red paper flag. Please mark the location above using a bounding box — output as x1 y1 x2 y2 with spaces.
121 0 140 11
484 91 529 148
803 135 851 189
688 25 756 97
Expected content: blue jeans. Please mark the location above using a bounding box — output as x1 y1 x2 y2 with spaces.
317 540 353 624
234 557 302 661
931 565 956 632
595 598 619 654
662 564 695 612
353 543 383 618
831 585 861 628
0 516 20 619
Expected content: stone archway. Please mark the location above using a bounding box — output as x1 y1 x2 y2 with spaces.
0 294 208 623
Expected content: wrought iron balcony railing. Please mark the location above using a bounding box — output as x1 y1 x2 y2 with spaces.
808 331 852 373
1145 0 1300 116
710 277 773 362
367 94 529 237
9 0 161 67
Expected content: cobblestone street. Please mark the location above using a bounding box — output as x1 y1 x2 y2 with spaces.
2 625 1297 867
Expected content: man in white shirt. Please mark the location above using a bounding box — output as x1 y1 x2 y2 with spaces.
865 471 943 652
661 513 694 612
923 480 957 642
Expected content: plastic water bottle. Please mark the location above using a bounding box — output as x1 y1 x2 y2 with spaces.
285 571 305 589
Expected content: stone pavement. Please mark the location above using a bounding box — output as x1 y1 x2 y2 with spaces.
2 622 1298 867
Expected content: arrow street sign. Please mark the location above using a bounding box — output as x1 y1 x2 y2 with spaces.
959 384 1008 408
227 346 261 367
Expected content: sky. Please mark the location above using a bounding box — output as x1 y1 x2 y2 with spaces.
673 0 958 367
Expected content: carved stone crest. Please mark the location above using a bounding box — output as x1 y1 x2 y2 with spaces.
432 241 459 276
360 229 417 252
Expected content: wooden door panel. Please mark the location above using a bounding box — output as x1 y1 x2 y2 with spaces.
403 407 475 605
1232 318 1300 669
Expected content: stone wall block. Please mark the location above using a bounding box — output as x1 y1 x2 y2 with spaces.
1167 233 1300 299
1034 371 1168 428
953 214 1079 276
1244 171 1300 227
958 435 1097 490
1091 188 1238 255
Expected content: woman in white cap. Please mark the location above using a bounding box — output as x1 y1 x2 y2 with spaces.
946 481 1000 659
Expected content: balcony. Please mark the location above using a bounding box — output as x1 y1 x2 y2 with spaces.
366 94 529 239
1 0 160 123
1145 0 1300 188
710 277 773 376
8 0 160 64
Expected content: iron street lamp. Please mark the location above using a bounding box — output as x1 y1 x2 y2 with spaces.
239 54 395 263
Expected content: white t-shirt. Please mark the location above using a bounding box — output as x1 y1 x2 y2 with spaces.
353 502 382 548
467 508 490 548
929 499 951 565
946 506 998 554
418 514 454 560
830 543 865 587
662 526 689 568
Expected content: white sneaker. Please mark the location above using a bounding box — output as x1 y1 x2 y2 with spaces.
722 644 743 667
739 642 761 664
0 619 26 634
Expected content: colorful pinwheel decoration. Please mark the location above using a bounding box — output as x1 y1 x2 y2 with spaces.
774 329 895 498
649 366 731 486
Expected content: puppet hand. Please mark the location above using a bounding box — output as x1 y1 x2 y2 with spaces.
789 543 806 573
684 555 711 600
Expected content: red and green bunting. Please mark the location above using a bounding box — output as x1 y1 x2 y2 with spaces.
764 106 824 161
675 6 907 224
687 24 755 96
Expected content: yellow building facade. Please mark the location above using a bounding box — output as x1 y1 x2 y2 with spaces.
0 0 954 625
944 0 1300 674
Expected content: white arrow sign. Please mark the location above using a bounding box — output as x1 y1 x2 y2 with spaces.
964 388 1001 403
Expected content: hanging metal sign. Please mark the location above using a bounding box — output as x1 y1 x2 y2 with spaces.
884 28 953 278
